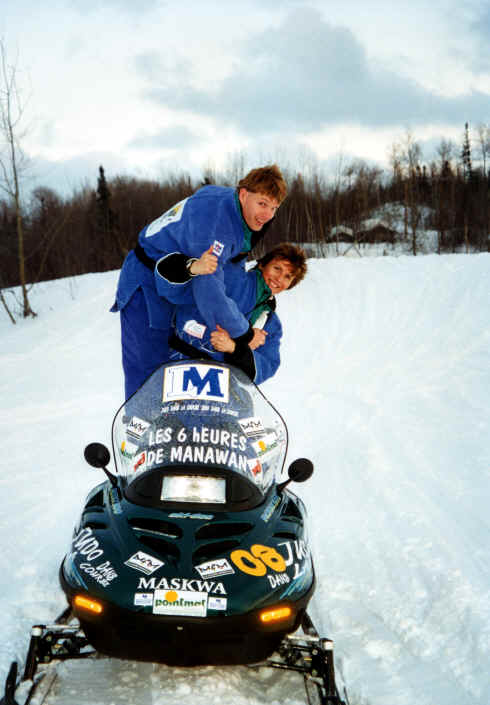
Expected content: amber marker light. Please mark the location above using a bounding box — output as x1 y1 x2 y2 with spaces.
74 594 103 615
259 605 292 624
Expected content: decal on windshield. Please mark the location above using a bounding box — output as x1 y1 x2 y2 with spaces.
127 416 151 440
163 364 229 403
238 416 265 438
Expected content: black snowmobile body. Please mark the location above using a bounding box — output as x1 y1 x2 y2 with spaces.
1 360 347 705
60 360 316 666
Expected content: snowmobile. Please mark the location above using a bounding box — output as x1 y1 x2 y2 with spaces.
1 360 346 705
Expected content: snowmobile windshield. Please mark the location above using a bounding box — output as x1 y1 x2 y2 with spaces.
112 361 288 511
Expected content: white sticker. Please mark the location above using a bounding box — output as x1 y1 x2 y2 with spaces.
127 416 151 440
212 240 224 256
238 416 265 438
134 592 154 607
183 319 207 339
163 364 229 403
125 551 164 575
121 440 138 458
145 198 188 236
195 558 235 579
153 589 207 616
252 432 279 460
208 596 227 611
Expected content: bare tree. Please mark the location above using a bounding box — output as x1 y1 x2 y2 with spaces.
398 130 423 255
0 39 35 319
476 123 489 175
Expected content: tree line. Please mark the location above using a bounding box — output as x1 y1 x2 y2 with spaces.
2 126 489 291
1 38 489 321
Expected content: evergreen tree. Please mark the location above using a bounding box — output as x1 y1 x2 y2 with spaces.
461 122 473 181
95 165 119 270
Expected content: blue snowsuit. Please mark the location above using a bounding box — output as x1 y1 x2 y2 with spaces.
168 263 282 385
112 186 262 398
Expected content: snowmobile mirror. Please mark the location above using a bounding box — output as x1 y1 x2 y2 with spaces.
278 458 314 492
288 458 314 483
84 442 110 468
84 443 117 487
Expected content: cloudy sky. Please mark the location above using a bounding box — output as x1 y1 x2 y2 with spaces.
2 0 489 196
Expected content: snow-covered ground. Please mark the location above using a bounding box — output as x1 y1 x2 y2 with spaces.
1 253 489 704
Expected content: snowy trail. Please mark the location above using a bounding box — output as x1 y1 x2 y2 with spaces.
1 254 489 705
29 660 310 705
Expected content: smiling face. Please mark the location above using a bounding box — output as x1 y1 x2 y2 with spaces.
259 257 296 295
238 189 279 231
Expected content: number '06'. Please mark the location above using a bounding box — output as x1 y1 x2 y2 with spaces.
230 544 286 576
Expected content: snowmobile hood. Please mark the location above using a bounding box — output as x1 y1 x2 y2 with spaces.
112 361 288 511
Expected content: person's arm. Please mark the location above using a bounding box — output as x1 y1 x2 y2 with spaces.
210 316 282 384
154 246 217 304
191 269 252 339
245 314 282 384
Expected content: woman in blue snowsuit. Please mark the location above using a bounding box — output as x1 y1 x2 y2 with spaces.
163 244 308 385
111 166 287 398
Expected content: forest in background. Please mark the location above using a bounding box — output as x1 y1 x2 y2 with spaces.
1 123 489 299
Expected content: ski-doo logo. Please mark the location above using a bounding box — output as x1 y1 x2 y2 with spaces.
163 364 229 403
125 551 164 575
72 527 118 586
153 589 207 617
73 527 103 562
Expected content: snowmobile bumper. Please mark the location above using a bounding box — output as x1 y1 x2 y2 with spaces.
60 564 314 665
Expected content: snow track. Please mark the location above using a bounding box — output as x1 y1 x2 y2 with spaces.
2 254 489 705
20 659 310 705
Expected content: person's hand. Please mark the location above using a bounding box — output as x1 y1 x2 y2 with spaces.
249 328 267 350
210 324 236 353
190 245 218 275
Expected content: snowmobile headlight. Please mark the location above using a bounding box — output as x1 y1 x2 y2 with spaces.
74 594 103 615
161 474 226 504
259 605 293 624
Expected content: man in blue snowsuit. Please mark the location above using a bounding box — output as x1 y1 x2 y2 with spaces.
162 244 307 385
111 165 287 398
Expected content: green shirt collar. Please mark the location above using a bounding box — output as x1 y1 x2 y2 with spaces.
235 191 252 251
249 269 273 326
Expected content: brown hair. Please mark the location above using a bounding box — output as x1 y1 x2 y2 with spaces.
257 243 307 289
237 164 287 204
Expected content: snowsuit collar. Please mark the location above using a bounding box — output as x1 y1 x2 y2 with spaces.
249 268 275 325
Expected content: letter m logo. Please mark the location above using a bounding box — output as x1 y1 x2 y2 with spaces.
163 364 229 403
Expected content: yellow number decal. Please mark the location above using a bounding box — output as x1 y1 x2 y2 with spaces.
251 544 287 573
230 549 267 576
230 544 287 576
